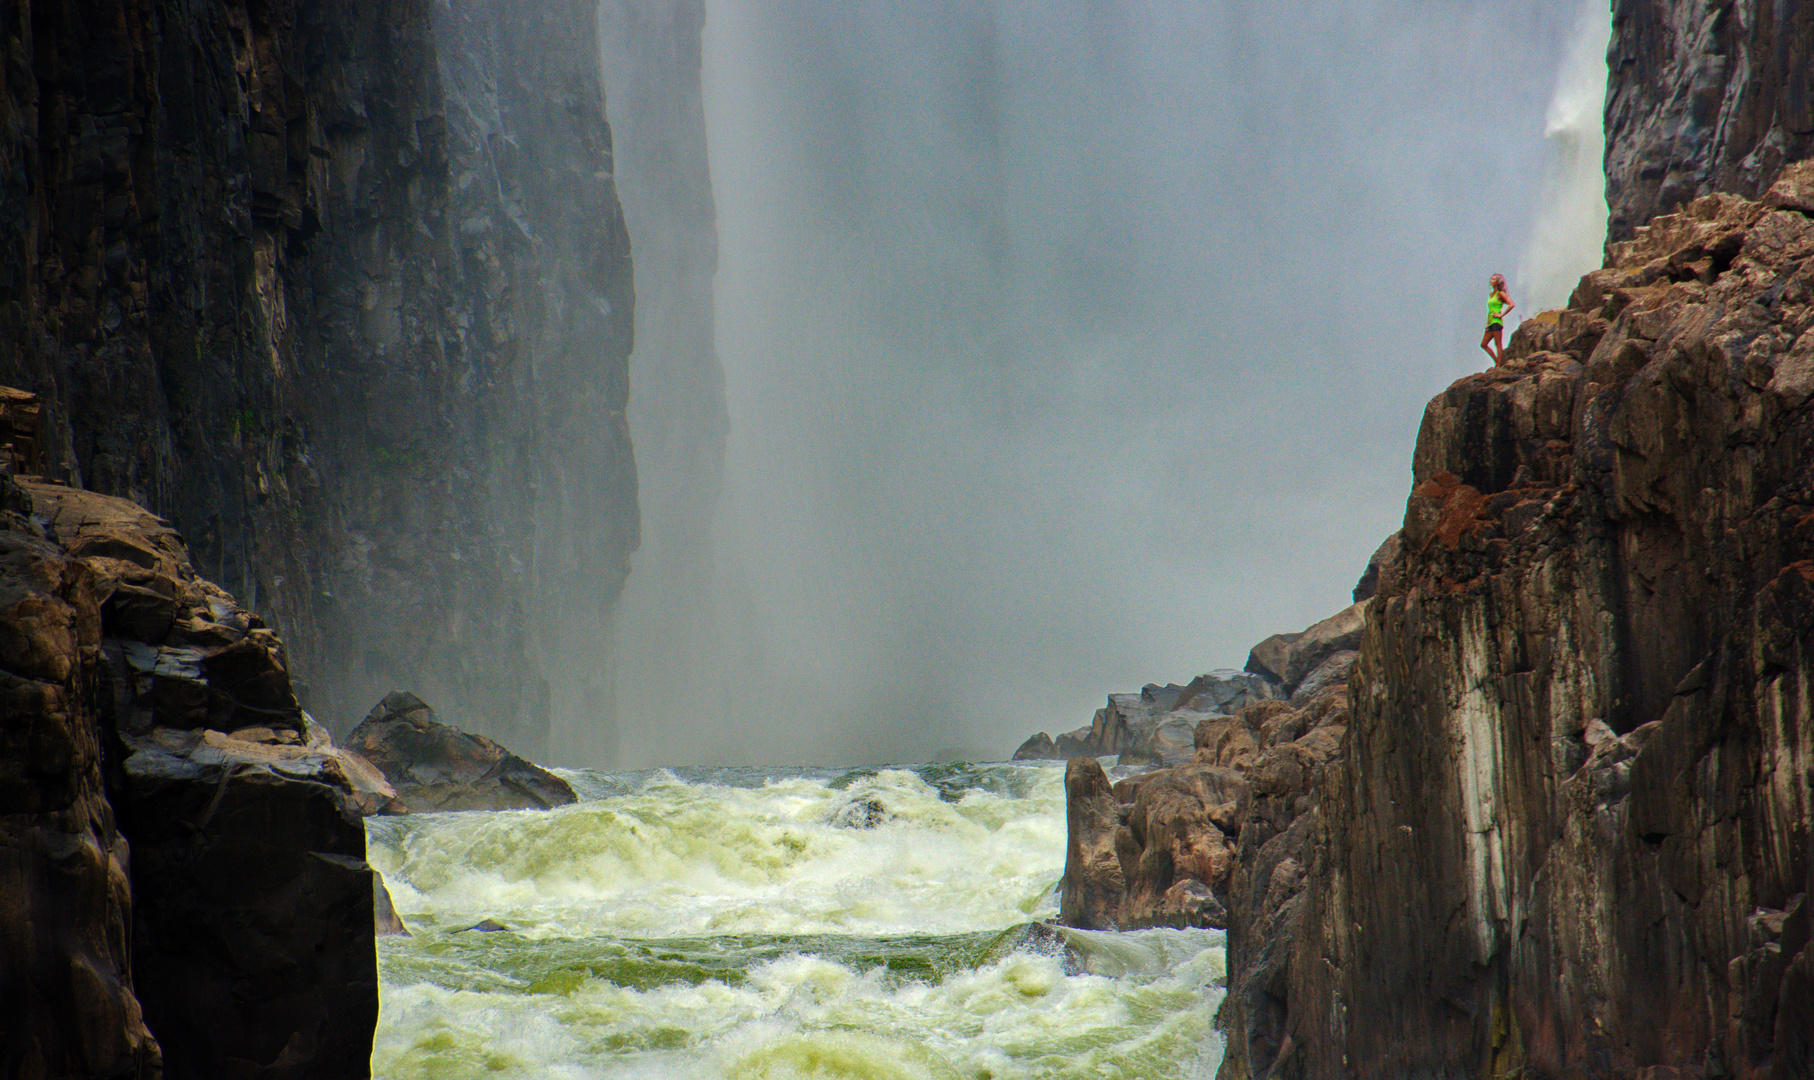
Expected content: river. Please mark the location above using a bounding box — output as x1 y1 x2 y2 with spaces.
365 760 1225 1078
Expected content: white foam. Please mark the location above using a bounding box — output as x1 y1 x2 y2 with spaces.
369 766 1068 938
370 763 1227 1078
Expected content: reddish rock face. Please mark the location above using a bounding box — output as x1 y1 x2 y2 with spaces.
1219 169 1814 1079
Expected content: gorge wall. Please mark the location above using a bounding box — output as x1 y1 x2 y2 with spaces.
1605 0 1814 242
1190 4 1814 1074
0 0 638 756
1203 107 1814 1080
595 0 727 767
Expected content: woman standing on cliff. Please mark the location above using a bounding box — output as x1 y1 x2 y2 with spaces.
1480 273 1514 365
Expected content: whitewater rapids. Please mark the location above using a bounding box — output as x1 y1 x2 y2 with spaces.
367 761 1226 1078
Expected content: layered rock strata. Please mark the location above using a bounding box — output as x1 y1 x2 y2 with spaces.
0 0 637 756
2 473 391 1078
1605 0 1814 242
1217 168 1814 1078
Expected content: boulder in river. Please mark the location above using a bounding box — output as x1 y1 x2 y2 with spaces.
347 692 578 812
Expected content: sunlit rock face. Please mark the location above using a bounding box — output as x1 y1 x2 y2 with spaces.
0 0 636 756
1223 171 1814 1080
1604 0 1814 243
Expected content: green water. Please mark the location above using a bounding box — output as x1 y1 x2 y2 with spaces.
368 762 1225 1079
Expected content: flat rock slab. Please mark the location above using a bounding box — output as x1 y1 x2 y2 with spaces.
347 692 577 812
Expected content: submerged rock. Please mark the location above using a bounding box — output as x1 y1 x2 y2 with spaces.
347 692 578 813
829 796 893 829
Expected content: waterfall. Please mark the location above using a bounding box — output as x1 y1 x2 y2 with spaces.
604 1 1593 767
1516 0 1613 314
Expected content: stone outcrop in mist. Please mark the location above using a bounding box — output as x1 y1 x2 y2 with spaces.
1605 0 1814 242
0 0 637 755
1215 169 1814 1079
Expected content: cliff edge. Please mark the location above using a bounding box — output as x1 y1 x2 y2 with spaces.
1213 166 1814 1079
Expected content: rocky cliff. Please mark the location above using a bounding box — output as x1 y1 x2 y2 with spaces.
0 0 637 756
1 472 392 1079
1605 0 1814 242
1210 169 1814 1079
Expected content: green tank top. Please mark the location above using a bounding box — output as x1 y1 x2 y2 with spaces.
1487 292 1505 324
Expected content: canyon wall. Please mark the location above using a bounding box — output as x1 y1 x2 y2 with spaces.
1215 175 1814 1079
0 0 638 756
1605 0 1814 242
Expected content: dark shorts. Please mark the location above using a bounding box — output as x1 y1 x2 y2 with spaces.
1485 321 1504 334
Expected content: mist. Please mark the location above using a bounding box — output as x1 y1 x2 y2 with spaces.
608 0 1608 767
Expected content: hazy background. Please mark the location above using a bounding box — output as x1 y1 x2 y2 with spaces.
605 0 1610 767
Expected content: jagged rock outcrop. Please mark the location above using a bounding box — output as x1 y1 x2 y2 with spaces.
1058 664 1352 934
1016 669 1277 763
0 0 638 757
1244 601 1367 696
0 479 160 1078
1605 0 1814 243
346 690 577 812
2 472 392 1078
1217 167 1814 1079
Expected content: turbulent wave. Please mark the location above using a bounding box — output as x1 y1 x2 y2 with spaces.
369 761 1226 1079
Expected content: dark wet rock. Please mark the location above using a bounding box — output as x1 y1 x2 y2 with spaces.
1217 182 1814 1079
459 919 511 934
830 797 893 829
121 737 379 1080
1605 3 1814 242
347 692 578 813
375 876 411 938
1011 731 1059 760
1 473 388 1079
1059 757 1128 930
